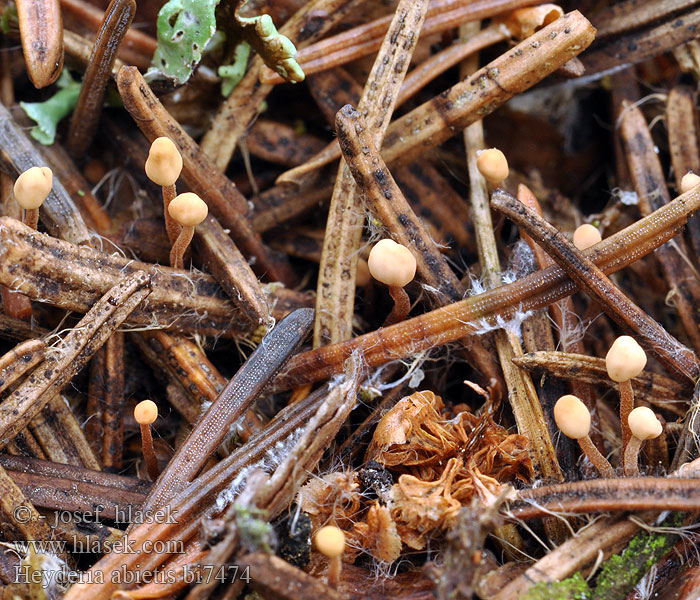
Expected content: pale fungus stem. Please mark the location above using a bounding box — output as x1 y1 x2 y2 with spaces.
134 400 159 481
23 208 39 231
554 395 615 478
624 406 663 476
367 239 417 326
167 192 208 269
619 379 635 449
606 336 647 456
162 184 178 244
578 434 615 478
169 225 195 270
386 285 411 326
145 137 183 245
623 437 644 477
13 166 52 231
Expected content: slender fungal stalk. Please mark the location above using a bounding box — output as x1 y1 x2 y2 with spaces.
578 435 615 478
139 423 159 481
623 437 643 476
22 208 38 230
162 183 179 245
169 225 194 270
619 379 635 453
385 286 411 326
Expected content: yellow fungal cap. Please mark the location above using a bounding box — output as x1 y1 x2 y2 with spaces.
605 336 647 382
168 192 208 227
368 239 417 288
628 406 662 440
476 148 509 185
134 400 158 425
315 526 345 558
681 172 700 194
553 395 591 439
145 137 183 187
572 224 601 250
14 167 52 210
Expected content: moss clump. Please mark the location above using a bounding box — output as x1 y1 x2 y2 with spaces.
591 512 683 600
522 572 590 600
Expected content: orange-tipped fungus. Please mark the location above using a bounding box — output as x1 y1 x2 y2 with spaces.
13 166 52 230
367 239 417 325
145 137 183 245
476 148 509 186
606 336 646 454
167 192 208 269
134 400 160 481
554 394 614 478
572 223 602 250
624 406 662 476
315 525 345 588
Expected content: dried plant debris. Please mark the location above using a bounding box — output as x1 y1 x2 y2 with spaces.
4 0 700 598
299 391 531 560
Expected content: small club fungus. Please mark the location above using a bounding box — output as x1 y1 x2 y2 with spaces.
134 400 160 481
554 394 614 477
13 166 52 230
476 148 509 186
145 137 183 245
167 192 208 269
315 525 345 588
367 239 417 325
572 223 602 250
606 336 647 454
680 171 700 194
624 406 662 476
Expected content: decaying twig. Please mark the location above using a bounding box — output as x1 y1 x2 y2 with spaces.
141 308 313 514
513 351 690 415
0 270 151 447
509 476 700 520
0 217 263 337
619 100 700 356
313 0 429 347
273 183 700 390
491 189 700 381
16 0 63 88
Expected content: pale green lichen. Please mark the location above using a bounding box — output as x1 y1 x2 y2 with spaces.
235 4 304 83
148 0 218 85
219 42 251 97
148 0 302 86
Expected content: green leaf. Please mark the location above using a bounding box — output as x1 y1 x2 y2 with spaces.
148 0 219 85
19 70 81 145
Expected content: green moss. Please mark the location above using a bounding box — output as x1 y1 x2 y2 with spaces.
522 573 590 600
591 512 683 600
